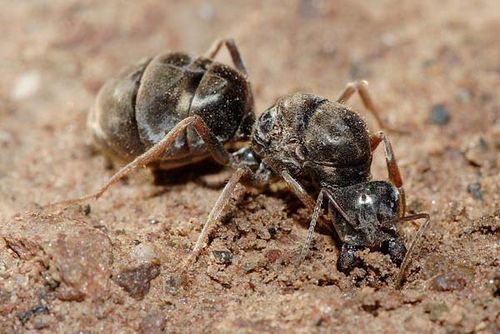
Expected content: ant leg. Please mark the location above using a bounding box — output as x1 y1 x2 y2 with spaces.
280 169 316 210
369 131 405 216
46 115 235 207
321 188 358 228
296 186 363 267
336 80 403 133
297 189 325 265
204 38 248 75
394 213 431 289
179 167 250 270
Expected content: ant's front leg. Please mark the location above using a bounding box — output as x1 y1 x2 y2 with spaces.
370 131 405 216
280 169 316 210
297 189 325 264
297 187 359 266
395 213 431 289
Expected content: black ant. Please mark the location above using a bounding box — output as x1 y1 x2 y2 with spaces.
49 38 430 287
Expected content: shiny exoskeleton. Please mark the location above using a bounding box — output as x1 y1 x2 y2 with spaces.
88 39 254 169
53 39 429 285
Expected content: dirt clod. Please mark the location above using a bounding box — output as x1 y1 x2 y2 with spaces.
52 229 113 301
17 305 49 324
429 104 451 126
212 250 233 265
430 272 467 291
113 263 161 300
139 312 166 334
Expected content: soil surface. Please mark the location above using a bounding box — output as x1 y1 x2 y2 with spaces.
0 1 499 333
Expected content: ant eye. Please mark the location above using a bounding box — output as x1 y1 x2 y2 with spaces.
259 109 274 133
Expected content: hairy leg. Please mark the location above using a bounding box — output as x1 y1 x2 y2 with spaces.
280 169 316 210
297 189 325 265
205 38 248 75
369 131 405 216
179 167 251 270
394 213 431 289
337 80 404 133
46 115 235 207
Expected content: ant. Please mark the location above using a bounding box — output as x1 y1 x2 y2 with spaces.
49 38 430 287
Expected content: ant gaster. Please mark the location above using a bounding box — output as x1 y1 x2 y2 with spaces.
51 38 429 287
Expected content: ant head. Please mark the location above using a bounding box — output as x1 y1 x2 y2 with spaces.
251 104 277 157
334 181 401 246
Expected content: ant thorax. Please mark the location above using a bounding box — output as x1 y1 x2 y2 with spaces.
251 93 373 188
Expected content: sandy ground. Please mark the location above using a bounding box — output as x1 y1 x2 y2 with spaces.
0 0 499 333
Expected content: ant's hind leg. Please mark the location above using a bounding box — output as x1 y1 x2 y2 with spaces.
179 167 250 271
369 131 405 216
46 115 234 207
336 80 403 133
204 38 248 75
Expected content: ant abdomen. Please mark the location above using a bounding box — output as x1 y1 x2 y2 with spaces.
88 47 254 169
88 57 151 162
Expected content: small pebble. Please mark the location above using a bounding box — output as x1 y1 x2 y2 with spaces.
212 250 233 265
80 204 91 216
113 263 161 300
268 226 277 238
17 305 49 324
429 104 450 126
466 183 483 200
33 314 52 330
131 243 159 265
265 249 282 263
139 312 166 334
244 262 257 273
165 275 181 294
430 272 466 291
11 71 41 101
464 136 494 167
